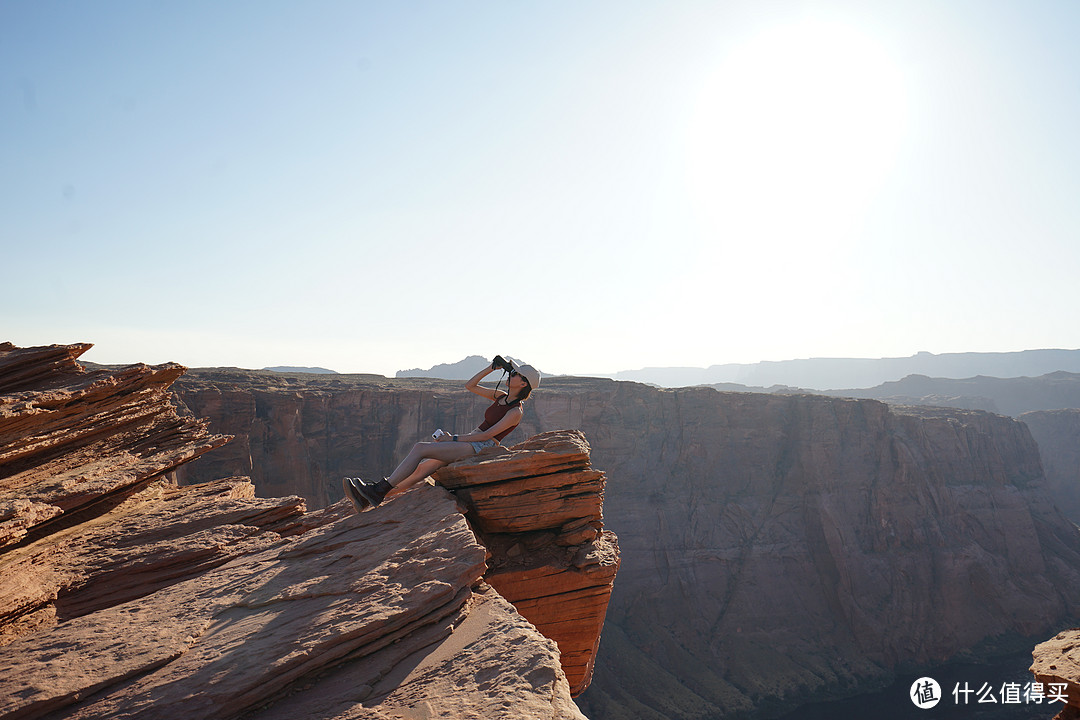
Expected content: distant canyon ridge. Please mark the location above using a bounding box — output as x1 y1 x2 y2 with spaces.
394 348 1080 391
603 348 1080 389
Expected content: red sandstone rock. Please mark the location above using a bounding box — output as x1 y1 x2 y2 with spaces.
436 431 602 533
0 476 305 640
1031 629 1080 712
0 344 595 720
252 585 587 720
0 344 229 548
1 487 489 720
433 430 620 696
484 530 619 695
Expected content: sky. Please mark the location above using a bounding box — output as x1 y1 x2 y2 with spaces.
3 1 1080 377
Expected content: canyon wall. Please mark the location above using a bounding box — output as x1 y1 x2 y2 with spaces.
812 372 1080 526
1022 409 1080 525
173 369 1080 718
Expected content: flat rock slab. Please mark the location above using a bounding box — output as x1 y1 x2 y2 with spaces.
0 477 300 646
1 486 487 720
250 587 588 720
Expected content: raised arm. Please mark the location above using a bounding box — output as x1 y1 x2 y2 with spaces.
465 362 505 401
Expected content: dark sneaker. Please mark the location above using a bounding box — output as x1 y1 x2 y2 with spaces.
350 476 389 508
342 476 370 513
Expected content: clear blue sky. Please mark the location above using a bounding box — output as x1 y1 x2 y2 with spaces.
4 1 1079 376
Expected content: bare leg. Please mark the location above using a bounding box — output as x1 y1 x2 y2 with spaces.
386 441 474 489
388 458 448 495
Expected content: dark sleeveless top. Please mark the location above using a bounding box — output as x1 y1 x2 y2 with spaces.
479 397 521 442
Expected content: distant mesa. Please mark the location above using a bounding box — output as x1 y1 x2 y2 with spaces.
395 349 1080 390
820 370 1080 417
397 355 501 380
262 366 339 374
608 348 1080 390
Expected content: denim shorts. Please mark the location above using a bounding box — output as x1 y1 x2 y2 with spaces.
469 438 498 454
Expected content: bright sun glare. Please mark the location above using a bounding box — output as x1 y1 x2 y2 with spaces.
686 20 909 263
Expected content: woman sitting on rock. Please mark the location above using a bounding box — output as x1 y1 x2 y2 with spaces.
343 356 540 511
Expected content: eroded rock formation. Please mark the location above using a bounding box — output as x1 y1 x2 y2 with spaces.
1031 630 1080 718
0 344 613 719
434 430 620 696
0 343 229 550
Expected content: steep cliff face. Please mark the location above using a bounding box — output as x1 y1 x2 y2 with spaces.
0 345 602 720
1021 409 1080 525
434 430 620 696
173 370 1080 718
570 391 1080 719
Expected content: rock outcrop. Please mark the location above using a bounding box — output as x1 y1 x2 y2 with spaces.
434 430 620 696
0 344 611 719
0 343 229 550
172 369 1080 718
1031 629 1080 718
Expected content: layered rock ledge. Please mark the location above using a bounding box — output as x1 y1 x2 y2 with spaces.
435 430 620 696
0 342 229 550
0 344 611 719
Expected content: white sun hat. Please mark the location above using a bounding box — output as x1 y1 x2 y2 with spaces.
514 363 540 389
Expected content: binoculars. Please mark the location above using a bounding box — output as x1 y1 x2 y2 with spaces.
491 355 514 372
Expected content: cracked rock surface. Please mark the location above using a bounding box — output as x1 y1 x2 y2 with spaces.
0 343 590 720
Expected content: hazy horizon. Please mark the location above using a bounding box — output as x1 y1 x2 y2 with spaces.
5 1 1080 376
70 346 1080 390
